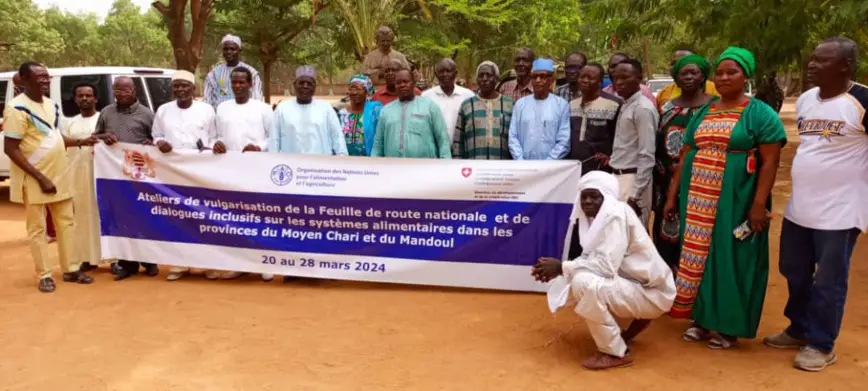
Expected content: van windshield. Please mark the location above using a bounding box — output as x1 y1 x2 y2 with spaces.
146 78 173 110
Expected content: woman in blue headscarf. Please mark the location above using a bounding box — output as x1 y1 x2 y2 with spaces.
338 74 382 156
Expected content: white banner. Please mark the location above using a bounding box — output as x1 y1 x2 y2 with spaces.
94 143 581 292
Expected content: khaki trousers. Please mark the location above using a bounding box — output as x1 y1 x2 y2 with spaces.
25 197 79 280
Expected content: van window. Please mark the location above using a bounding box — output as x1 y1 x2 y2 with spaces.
60 75 111 117
146 78 173 110
132 77 151 110
0 81 8 119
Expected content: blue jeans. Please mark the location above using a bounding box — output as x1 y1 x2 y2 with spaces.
779 218 861 353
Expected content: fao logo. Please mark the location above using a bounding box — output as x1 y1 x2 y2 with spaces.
271 164 293 186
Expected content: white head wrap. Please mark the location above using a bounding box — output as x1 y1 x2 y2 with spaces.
476 61 500 78
221 34 242 48
296 65 316 79
572 171 621 252
546 171 623 313
171 70 196 85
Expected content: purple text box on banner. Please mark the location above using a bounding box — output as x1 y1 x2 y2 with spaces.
97 179 572 267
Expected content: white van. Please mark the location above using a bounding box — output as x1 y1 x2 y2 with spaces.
0 66 175 181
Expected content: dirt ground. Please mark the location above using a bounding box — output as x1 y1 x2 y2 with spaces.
1 99 866 391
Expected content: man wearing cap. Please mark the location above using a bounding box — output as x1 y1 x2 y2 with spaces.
372 68 451 159
360 26 411 85
153 70 219 281
204 34 263 109
270 66 347 156
508 58 571 160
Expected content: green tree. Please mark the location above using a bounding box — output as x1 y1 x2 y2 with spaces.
589 0 868 103
0 0 64 70
101 0 174 67
327 0 432 62
42 7 102 67
212 0 327 101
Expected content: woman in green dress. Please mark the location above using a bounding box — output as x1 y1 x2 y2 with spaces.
662 47 787 349
653 54 715 271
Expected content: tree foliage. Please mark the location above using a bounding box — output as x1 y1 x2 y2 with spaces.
0 0 173 71
211 0 327 101
3 0 866 94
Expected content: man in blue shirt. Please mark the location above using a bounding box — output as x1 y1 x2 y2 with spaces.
508 58 571 160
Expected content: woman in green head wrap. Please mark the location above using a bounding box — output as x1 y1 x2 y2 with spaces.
662 46 787 348
652 54 715 271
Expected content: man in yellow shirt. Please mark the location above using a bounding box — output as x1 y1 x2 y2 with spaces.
3 62 100 293
655 49 719 110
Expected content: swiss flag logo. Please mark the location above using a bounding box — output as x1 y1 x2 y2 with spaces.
461 167 472 178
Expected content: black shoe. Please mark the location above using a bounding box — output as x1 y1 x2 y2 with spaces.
110 262 123 275
63 271 94 284
143 264 160 277
80 263 98 272
114 269 137 281
39 277 56 293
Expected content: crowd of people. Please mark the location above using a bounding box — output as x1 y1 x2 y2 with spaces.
2 26 866 374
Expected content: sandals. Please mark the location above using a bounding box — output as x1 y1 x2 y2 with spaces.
708 334 739 350
38 278 56 293
682 326 710 342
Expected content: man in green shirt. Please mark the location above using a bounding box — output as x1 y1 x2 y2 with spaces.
371 69 451 159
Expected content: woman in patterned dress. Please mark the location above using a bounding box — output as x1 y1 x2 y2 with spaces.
662 47 787 349
338 74 382 156
653 55 714 271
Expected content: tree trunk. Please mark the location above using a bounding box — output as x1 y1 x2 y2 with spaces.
263 60 273 104
152 0 213 72
642 38 651 80
755 72 784 113
801 55 812 92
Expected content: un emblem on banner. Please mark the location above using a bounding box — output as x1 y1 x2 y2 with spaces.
271 164 293 186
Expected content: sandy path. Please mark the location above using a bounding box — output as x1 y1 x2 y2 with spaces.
1 99 866 390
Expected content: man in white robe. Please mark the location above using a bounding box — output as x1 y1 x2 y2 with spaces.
270 66 347 156
154 70 220 281
204 34 263 109
62 83 102 271
213 66 274 282
533 171 675 370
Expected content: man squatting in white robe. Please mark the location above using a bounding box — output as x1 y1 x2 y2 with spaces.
532 171 676 370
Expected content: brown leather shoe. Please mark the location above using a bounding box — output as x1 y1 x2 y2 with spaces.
38 278 56 293
581 351 634 370
62 271 94 284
